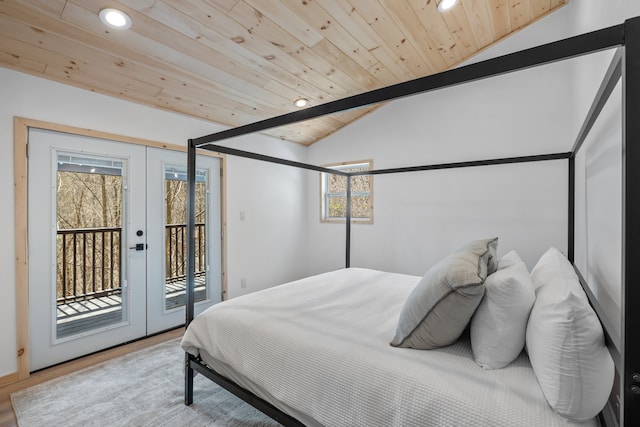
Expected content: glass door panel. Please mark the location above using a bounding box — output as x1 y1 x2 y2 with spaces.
163 165 208 310
146 147 221 334
55 154 126 339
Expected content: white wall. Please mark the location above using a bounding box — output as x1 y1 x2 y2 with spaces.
0 68 308 378
307 61 571 273
220 134 309 299
306 0 640 274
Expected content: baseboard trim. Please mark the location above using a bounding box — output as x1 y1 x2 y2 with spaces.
0 372 18 389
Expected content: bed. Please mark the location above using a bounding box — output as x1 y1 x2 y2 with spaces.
183 266 602 427
182 15 640 427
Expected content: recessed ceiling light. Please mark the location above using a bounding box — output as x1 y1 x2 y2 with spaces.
437 0 459 12
99 8 132 29
294 98 308 108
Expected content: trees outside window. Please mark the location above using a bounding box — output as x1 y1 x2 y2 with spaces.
320 160 373 223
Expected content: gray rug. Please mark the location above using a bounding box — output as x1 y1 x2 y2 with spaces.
11 338 281 426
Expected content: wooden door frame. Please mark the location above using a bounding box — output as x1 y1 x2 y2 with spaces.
11 116 227 383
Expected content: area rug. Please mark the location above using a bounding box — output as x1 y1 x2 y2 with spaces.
11 338 281 426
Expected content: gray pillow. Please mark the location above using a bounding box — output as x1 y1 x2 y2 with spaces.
390 238 498 349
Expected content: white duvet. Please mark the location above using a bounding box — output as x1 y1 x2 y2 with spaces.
181 268 596 427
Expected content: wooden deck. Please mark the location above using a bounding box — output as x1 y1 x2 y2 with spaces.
56 276 206 338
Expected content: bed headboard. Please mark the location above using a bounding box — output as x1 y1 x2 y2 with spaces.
185 16 640 426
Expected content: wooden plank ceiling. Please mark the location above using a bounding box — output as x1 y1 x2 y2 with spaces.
0 0 566 145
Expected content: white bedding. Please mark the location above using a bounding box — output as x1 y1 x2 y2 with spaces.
181 268 597 427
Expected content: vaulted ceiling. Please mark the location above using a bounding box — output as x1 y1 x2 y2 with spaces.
0 0 567 145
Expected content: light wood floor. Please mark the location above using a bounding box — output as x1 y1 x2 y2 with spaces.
0 328 183 427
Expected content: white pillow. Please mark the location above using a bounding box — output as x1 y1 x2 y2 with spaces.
470 251 535 369
526 247 614 421
529 246 576 293
495 250 522 269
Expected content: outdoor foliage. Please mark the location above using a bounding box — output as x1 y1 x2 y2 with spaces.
56 171 123 303
164 179 207 282
326 164 372 219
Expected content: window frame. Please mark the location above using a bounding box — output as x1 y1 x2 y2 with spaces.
319 160 373 224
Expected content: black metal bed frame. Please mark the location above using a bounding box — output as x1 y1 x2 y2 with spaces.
184 16 640 427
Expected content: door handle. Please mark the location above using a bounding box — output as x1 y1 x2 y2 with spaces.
129 243 146 251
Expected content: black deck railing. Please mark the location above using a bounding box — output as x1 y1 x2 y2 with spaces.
56 223 206 304
57 227 122 304
165 223 206 283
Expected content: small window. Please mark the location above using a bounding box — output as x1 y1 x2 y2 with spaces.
320 160 373 223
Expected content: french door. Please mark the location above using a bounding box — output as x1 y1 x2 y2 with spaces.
146 147 222 333
28 129 221 371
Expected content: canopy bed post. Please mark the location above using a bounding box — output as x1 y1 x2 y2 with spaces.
622 15 640 426
184 138 197 405
345 175 352 268
186 138 197 328
568 157 575 262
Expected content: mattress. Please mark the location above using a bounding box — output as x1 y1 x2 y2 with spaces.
181 268 597 427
